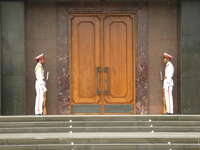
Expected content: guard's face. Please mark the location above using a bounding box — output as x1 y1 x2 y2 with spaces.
40 57 45 64
163 57 168 64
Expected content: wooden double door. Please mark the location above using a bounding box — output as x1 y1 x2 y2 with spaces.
71 13 135 114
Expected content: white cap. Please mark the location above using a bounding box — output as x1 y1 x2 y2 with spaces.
35 53 44 60
163 52 173 59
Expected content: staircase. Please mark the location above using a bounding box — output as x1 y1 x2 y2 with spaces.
0 115 200 150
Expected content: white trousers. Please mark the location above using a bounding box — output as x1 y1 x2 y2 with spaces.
164 86 173 114
35 82 45 115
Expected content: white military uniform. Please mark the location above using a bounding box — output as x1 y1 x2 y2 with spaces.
163 61 174 114
35 62 47 115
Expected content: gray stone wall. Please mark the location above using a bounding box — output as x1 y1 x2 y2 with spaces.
0 3 1 115
180 0 200 114
0 2 25 115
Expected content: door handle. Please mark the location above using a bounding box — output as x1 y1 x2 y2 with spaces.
96 67 110 95
96 67 102 95
103 67 110 95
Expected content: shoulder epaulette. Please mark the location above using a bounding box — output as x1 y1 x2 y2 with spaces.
35 63 42 72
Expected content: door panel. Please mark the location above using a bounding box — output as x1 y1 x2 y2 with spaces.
71 14 135 113
71 16 101 104
103 16 134 104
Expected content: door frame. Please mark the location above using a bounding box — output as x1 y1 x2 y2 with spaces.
68 10 137 115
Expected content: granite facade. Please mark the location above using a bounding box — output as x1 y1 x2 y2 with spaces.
180 0 200 114
24 1 178 114
56 2 150 114
26 2 57 114
136 3 149 114
56 4 71 114
148 1 178 114
1 2 25 115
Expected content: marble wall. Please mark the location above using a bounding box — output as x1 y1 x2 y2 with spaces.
1 2 25 115
148 1 178 114
180 0 200 114
25 1 178 114
26 2 57 114
55 2 150 114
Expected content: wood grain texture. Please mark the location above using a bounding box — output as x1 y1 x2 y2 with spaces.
71 14 135 113
104 15 134 104
71 16 101 104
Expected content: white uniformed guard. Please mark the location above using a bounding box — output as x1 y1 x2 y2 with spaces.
34 53 47 115
163 52 174 114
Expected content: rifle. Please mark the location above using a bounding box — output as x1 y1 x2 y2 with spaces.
43 92 47 115
43 72 49 115
161 71 166 114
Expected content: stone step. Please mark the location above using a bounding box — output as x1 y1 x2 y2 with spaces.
0 132 199 145
0 144 200 150
0 115 200 150
0 126 200 133
0 137 198 145
0 115 200 122
1 121 200 128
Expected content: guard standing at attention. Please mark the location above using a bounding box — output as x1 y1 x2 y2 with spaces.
34 53 47 115
163 52 174 115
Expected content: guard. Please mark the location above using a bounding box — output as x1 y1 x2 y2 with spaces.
34 53 47 115
163 52 174 115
